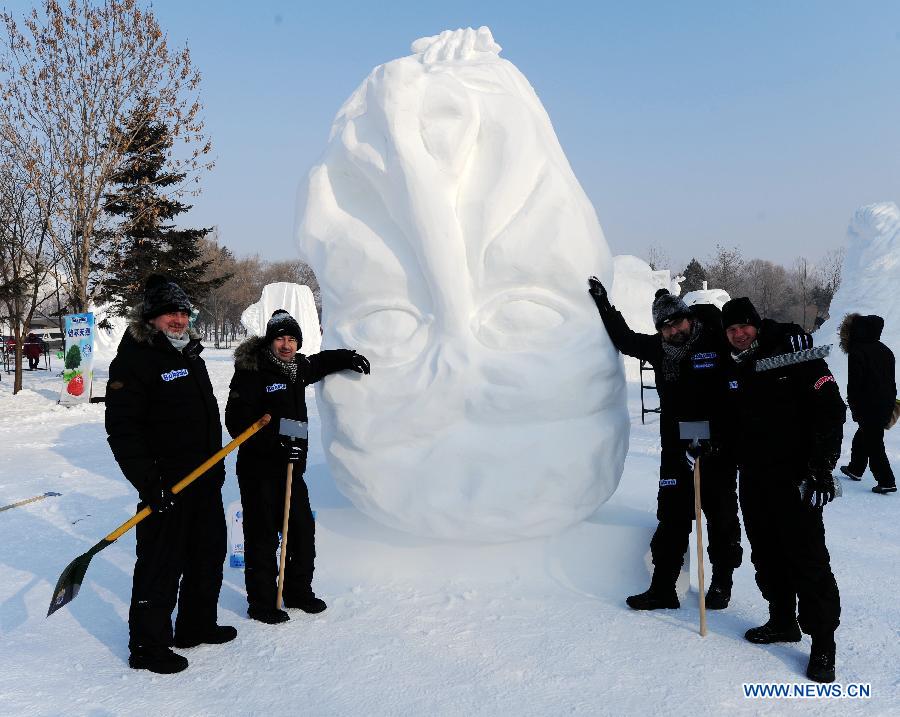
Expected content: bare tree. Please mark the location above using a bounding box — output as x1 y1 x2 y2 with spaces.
646 244 670 272
0 0 212 312
792 257 814 330
704 244 745 295
742 258 793 320
0 146 55 393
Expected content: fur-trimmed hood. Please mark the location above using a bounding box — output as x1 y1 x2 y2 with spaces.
233 335 269 371
126 303 200 345
838 313 884 353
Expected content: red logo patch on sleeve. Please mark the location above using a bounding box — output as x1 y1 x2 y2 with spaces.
814 375 836 390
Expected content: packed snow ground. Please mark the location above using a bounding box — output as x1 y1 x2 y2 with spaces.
0 349 897 716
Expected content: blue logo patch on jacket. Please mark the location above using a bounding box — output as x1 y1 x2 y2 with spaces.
659 478 677 487
265 383 287 393
728 380 739 390
691 351 717 370
161 368 189 382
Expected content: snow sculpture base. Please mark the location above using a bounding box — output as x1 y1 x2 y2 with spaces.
297 27 628 541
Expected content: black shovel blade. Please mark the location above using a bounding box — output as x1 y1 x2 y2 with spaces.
47 540 108 616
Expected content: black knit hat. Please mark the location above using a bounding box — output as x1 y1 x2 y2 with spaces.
721 297 761 329
142 274 192 320
651 289 692 330
264 309 302 346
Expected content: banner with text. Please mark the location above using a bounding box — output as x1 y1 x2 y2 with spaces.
59 312 94 405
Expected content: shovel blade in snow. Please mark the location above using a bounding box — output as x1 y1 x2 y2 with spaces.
678 421 711 442
279 418 308 440
47 540 108 616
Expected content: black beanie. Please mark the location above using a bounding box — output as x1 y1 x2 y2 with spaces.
142 274 192 320
651 289 692 330
264 309 302 346
721 297 761 329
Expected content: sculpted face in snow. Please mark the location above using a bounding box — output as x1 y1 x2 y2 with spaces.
297 27 628 541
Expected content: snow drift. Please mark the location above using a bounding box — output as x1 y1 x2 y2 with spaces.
296 27 628 541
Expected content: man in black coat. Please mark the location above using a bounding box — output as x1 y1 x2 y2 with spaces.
838 313 896 494
588 278 742 611
106 275 235 675
225 310 370 625
721 297 845 683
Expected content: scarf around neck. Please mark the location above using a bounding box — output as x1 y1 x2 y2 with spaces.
264 347 299 383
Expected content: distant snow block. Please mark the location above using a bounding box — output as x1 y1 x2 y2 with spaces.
611 256 672 381
296 27 629 541
815 201 900 391
240 282 321 355
681 289 731 309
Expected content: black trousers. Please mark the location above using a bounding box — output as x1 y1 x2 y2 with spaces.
739 464 840 636
129 483 226 649
650 453 743 586
237 461 316 610
848 423 895 487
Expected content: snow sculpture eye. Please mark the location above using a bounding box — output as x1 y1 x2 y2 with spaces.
475 291 569 351
297 27 628 541
341 305 429 366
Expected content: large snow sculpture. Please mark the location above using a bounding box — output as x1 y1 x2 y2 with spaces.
815 201 900 390
296 27 628 541
240 282 321 355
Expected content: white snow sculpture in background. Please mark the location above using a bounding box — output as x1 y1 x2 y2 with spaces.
610 255 673 381
90 304 128 359
681 288 730 309
815 201 900 390
296 27 628 541
240 282 321 355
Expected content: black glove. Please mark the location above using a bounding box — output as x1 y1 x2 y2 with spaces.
783 332 813 353
141 486 177 513
587 276 612 314
347 351 370 374
804 468 836 509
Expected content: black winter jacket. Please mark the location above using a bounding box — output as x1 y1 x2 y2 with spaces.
224 337 356 475
599 302 731 470
724 319 846 475
105 310 224 497
839 313 896 426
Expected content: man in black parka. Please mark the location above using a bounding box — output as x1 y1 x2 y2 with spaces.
721 297 845 683
838 313 896 494
588 278 742 611
106 275 235 675
225 310 370 625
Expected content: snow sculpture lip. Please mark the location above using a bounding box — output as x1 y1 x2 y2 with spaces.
297 27 629 541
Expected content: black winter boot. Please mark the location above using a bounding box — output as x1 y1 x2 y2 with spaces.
705 571 733 610
128 646 189 674
806 634 836 683
283 593 327 614
625 568 681 610
839 465 862 481
174 624 237 649
745 617 802 644
247 606 290 624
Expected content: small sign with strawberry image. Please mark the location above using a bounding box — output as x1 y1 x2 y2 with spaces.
59 312 95 405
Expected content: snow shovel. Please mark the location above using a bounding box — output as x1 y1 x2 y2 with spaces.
0 491 61 513
275 418 308 610
680 420 710 637
47 414 272 617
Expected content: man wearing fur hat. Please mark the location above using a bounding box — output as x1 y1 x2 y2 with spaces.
225 310 370 625
588 278 742 612
105 274 235 675
721 296 845 683
838 313 896 494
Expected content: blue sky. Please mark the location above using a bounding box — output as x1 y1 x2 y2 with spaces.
13 1 900 270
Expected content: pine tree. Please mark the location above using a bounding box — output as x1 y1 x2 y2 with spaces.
681 258 708 292
93 100 220 317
